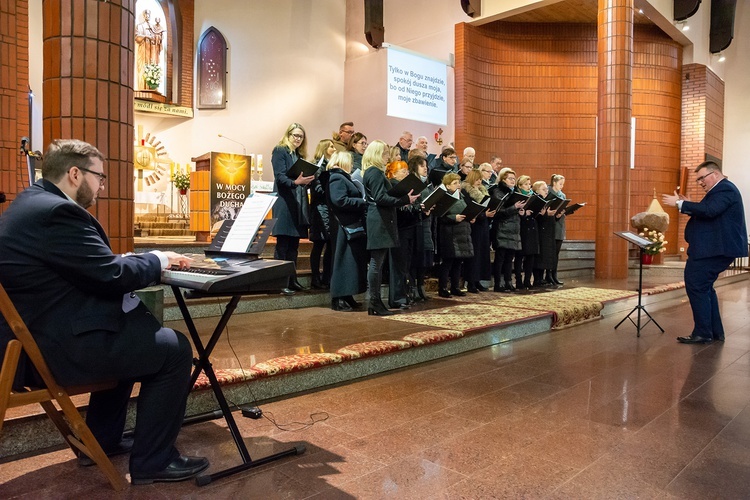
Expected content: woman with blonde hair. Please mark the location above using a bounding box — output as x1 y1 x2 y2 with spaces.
532 180 557 287
549 173 566 285
271 122 315 295
490 168 524 292
308 139 336 289
462 169 495 292
515 174 539 290
327 151 368 311
362 140 419 315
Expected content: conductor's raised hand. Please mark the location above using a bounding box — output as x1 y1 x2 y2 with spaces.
661 190 686 207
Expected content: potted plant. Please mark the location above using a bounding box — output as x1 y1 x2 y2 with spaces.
638 227 667 264
143 63 162 90
172 172 190 195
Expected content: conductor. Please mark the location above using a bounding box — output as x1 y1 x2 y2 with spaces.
0 139 209 484
662 160 747 344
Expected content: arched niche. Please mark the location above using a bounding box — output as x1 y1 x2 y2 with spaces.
197 27 227 109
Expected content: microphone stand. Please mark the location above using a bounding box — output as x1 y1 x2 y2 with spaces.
20 139 42 187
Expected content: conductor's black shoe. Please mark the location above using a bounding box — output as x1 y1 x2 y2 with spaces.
130 455 210 485
677 335 713 344
78 438 134 467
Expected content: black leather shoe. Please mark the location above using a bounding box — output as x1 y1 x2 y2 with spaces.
438 289 452 298
450 289 467 297
475 283 488 292
342 296 362 309
677 335 713 344
131 455 210 485
331 298 353 311
466 286 479 293
290 281 309 291
281 288 296 296
78 438 133 467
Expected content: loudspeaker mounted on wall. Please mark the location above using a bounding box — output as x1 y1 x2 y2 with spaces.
364 0 384 49
674 0 701 21
709 0 736 54
461 0 480 18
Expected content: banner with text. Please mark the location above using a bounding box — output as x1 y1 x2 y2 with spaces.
210 152 252 226
386 46 447 126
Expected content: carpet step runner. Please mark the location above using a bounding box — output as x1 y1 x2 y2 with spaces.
191 287 638 392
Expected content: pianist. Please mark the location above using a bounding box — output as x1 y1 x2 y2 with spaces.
0 139 209 484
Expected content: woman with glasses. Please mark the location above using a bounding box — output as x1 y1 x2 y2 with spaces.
490 168 524 292
362 140 419 315
347 132 368 173
271 122 315 295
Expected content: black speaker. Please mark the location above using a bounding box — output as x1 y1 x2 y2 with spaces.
364 0 384 49
461 0 480 18
710 0 736 53
674 0 701 21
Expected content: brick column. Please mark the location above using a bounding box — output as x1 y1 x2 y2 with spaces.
0 0 30 211
42 0 135 253
595 0 633 278
676 63 725 260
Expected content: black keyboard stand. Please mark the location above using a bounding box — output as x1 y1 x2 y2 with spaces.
171 286 305 486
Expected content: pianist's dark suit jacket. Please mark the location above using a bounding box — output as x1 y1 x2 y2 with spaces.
0 179 164 387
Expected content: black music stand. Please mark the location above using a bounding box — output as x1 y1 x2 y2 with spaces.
613 231 665 337
172 221 305 486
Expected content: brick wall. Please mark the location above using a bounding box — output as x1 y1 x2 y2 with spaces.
455 22 682 242
0 0 30 213
677 63 725 259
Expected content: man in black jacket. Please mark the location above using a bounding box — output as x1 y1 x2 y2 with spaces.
0 139 208 484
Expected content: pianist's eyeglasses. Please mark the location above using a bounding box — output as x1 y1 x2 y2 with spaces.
77 166 107 185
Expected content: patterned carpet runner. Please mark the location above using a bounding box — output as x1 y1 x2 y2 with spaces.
190 286 639 390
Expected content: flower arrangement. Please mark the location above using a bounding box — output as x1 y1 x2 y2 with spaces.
639 227 667 255
172 172 190 191
143 63 162 89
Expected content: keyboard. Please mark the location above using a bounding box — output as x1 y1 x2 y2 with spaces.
161 256 294 294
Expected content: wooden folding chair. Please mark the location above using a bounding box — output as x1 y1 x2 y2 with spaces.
0 283 126 491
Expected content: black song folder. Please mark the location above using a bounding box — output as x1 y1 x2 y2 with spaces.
286 158 319 179
387 172 427 198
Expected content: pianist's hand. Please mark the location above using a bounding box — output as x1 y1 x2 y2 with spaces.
163 251 193 270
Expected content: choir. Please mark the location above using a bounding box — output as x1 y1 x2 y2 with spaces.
270 122 577 311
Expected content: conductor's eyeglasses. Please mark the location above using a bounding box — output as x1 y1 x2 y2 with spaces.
695 170 716 183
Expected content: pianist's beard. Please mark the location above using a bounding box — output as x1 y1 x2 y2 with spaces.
75 178 97 209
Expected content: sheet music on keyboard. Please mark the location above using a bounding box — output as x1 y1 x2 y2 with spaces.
220 193 277 253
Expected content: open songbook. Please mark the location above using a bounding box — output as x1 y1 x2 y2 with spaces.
422 184 460 217
545 196 570 215
388 172 427 198
207 192 277 256
461 196 489 220
565 202 586 215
